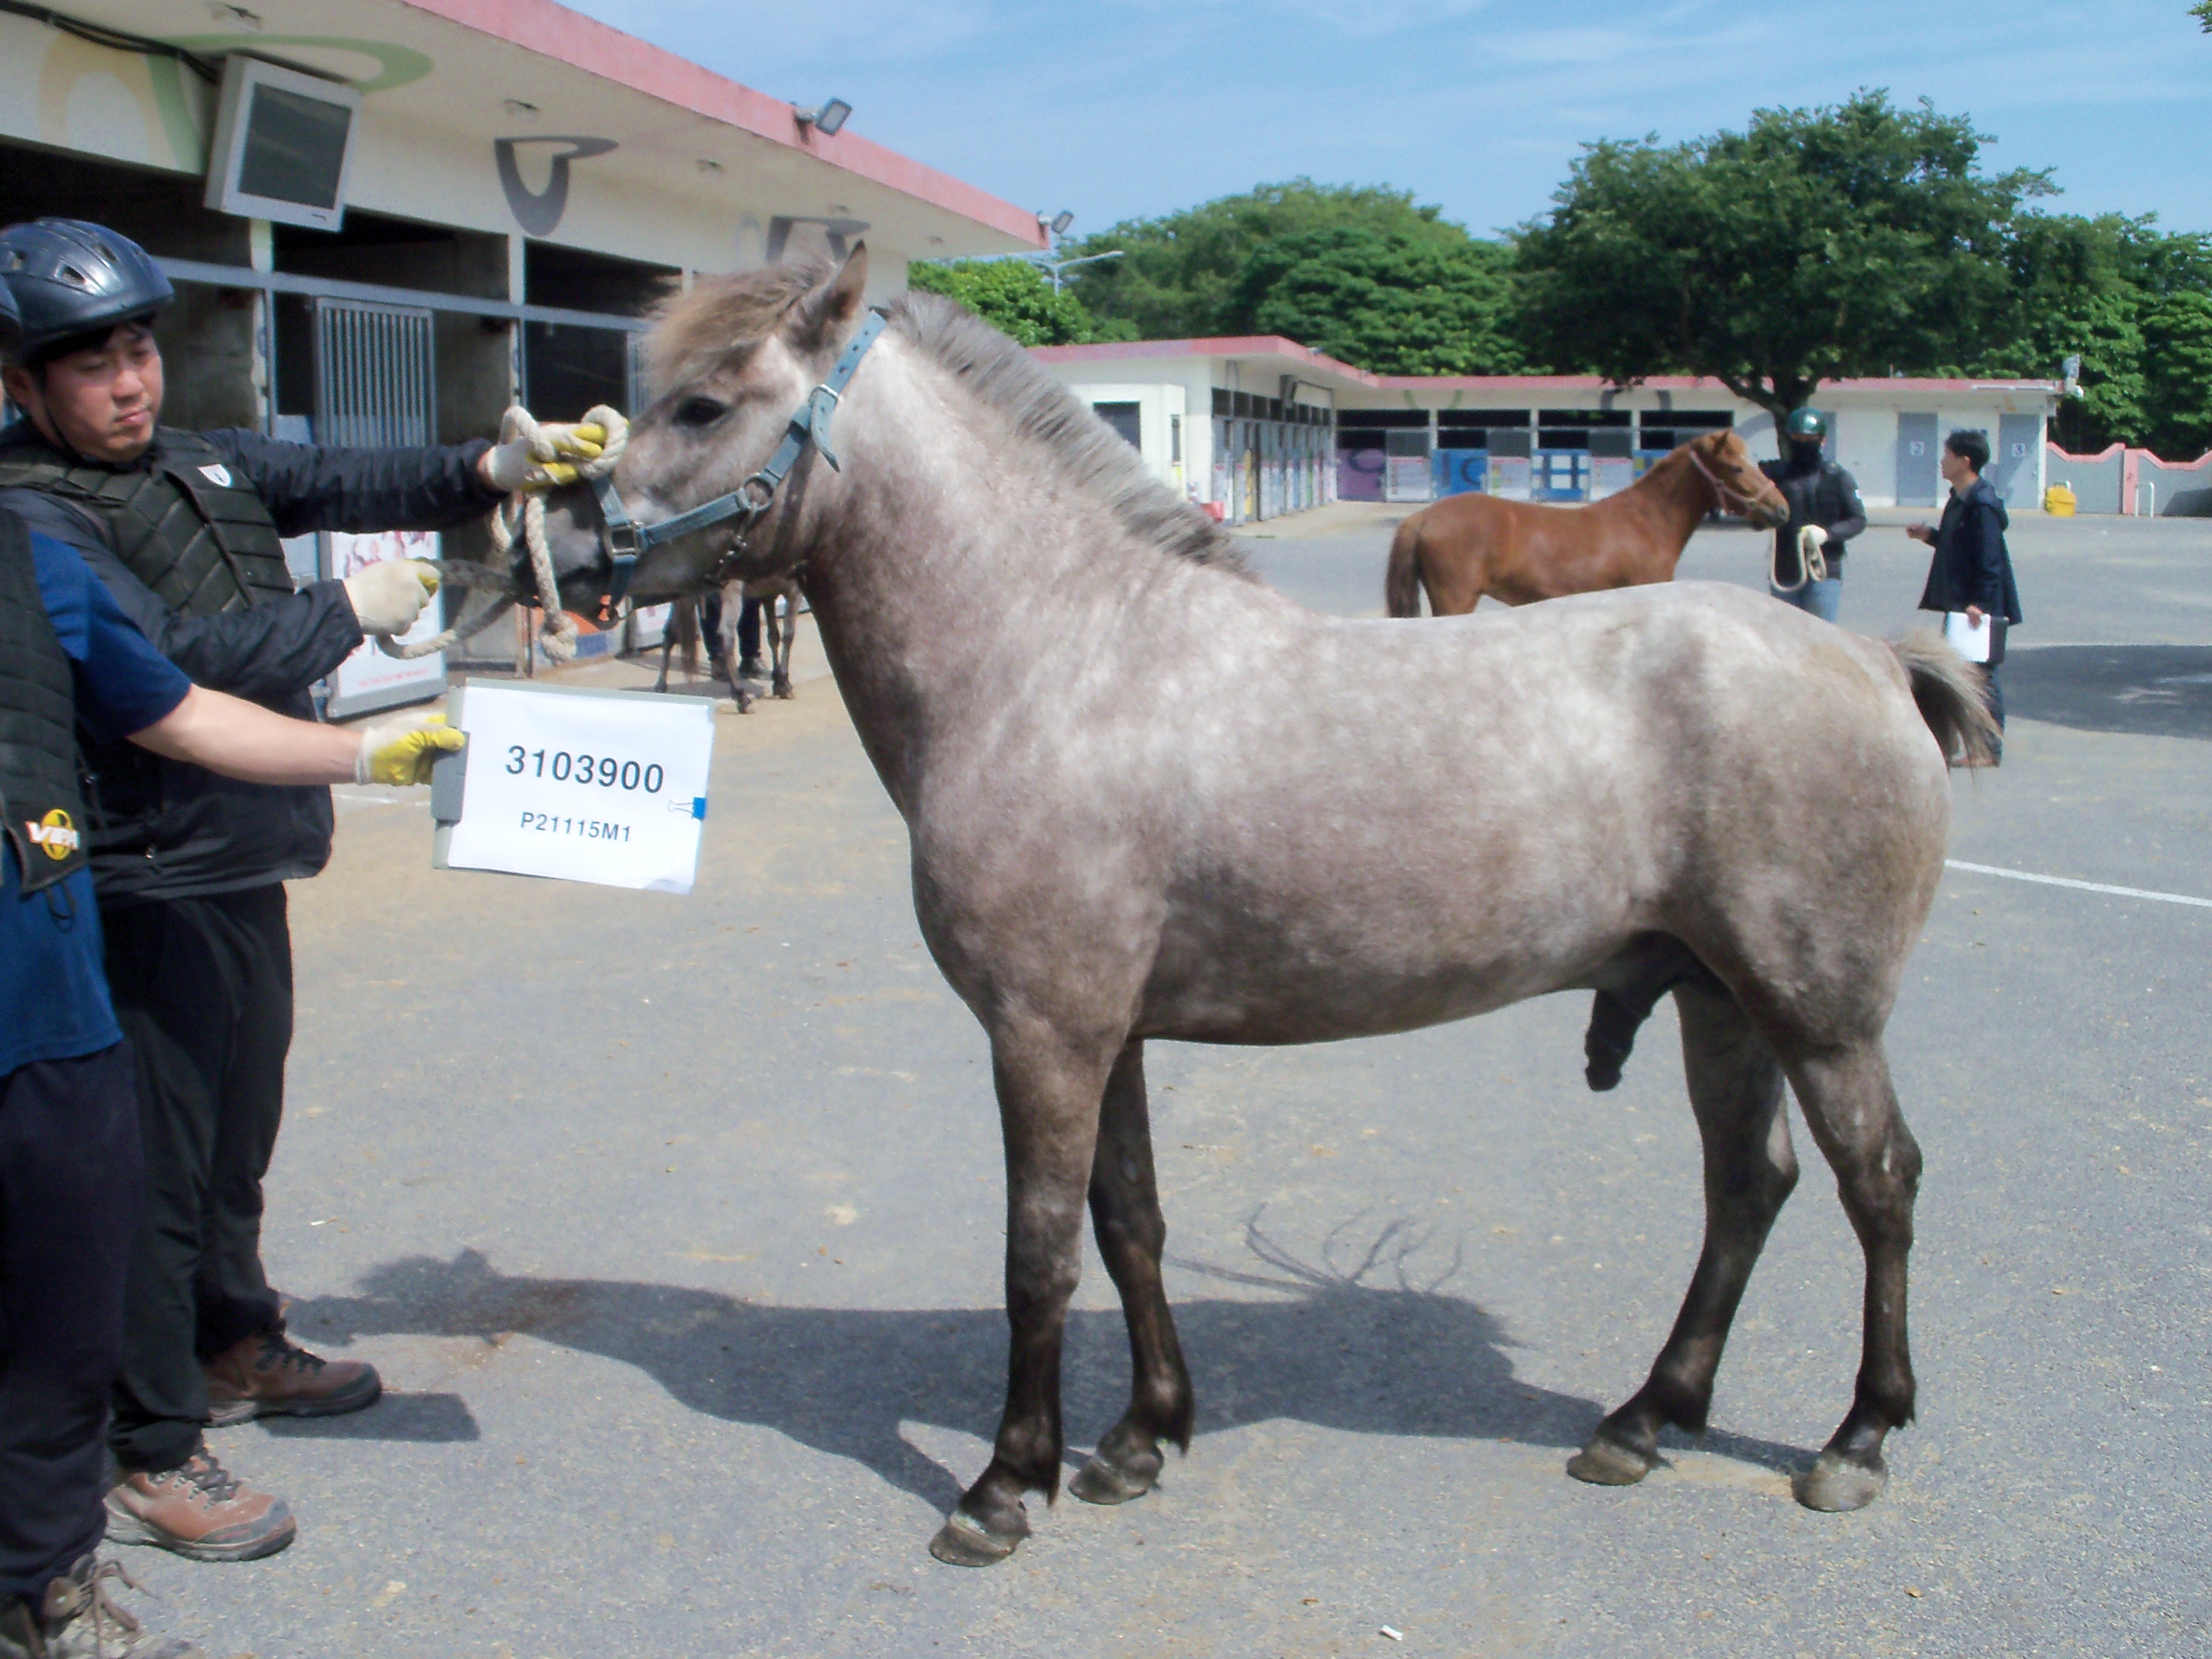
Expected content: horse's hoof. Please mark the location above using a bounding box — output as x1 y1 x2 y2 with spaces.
928 1510 1022 1568
1567 1432 1658 1487
1070 1448 1161 1506
1794 1451 1887 1512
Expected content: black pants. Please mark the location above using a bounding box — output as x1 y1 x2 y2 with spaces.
100 887 292 1474
698 592 762 663
0 1044 142 1600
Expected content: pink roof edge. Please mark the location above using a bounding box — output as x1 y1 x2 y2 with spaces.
1029 336 2059 395
396 0 1046 248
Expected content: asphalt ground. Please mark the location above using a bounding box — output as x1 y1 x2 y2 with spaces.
138 507 2209 1658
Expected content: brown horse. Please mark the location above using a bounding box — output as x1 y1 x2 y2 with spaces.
1385 430 1788 617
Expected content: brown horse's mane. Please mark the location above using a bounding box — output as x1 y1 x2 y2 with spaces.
649 261 1248 578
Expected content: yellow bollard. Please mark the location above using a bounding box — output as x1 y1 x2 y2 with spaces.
2044 483 2077 517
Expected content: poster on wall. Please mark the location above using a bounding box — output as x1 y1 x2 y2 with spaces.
328 530 447 720
1589 457 1634 499
1487 455 1532 501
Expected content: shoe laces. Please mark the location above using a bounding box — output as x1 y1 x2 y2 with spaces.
41 1559 147 1656
171 1452 244 1506
256 1332 326 1376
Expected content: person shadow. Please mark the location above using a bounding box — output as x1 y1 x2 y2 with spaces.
2004 643 2212 740
282 1215 1806 1510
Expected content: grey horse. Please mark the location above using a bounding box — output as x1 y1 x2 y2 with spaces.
526 249 1998 1568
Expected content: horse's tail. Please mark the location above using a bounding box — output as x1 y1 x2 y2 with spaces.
1385 513 1426 618
1889 630 2000 768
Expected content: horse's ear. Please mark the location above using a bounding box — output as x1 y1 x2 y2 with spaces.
791 243 869 352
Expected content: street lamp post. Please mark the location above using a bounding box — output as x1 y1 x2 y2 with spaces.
1029 249 1123 293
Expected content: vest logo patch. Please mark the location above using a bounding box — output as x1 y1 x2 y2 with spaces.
28 808 79 860
198 464 234 488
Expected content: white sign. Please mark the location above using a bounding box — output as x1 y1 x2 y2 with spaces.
1589 457 1634 499
1944 610 1993 665
329 530 447 717
436 681 716 894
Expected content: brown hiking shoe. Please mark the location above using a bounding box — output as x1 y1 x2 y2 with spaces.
202 1330 381 1426
37 1556 204 1657
105 1450 295 1563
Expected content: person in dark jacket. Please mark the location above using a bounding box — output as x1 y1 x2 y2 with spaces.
1759 407 1866 623
1 497 460 1659
0 219 600 1562
1909 428 2022 760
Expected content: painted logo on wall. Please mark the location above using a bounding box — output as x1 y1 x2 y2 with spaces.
495 136 618 237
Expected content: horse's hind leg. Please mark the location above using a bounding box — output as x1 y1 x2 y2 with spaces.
1570 979 1797 1486
1788 1041 1922 1512
930 1018 1115 1568
1070 1040 1194 1506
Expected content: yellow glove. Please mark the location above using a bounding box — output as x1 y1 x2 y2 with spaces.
355 713 465 786
484 420 608 492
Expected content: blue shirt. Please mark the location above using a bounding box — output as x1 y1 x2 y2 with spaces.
2 531 191 1073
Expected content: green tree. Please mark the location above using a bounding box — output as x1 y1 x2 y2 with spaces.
1066 179 1531 371
1977 212 2148 452
1978 217 2212 459
904 257 1131 347
1516 90 2053 418
1229 226 1530 374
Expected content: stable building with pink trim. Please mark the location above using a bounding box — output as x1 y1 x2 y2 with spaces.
1034 336 2070 526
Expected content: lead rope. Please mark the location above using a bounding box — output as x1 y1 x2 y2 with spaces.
1771 526 1828 594
372 404 631 662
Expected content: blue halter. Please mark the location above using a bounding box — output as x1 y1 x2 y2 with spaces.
590 307 890 604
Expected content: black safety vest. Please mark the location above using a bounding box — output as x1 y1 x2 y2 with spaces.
0 428 293 615
0 513 91 894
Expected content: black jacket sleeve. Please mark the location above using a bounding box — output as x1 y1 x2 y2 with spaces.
0 484 363 702
1961 498 2007 613
1823 467 1866 545
206 429 503 539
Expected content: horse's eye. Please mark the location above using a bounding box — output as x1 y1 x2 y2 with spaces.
675 396 726 428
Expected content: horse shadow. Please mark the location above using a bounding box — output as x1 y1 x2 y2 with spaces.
2004 643 2212 740
283 1219 1806 1508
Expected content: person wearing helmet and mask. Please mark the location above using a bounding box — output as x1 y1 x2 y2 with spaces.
0 218 600 1565
1 225 469 1659
1758 407 1865 623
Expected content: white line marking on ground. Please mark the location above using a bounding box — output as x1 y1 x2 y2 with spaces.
1944 860 2212 910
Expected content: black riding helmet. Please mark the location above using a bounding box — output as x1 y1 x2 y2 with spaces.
1782 407 1828 445
0 219 172 366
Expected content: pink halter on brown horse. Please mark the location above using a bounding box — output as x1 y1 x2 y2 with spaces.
1385 430 1788 617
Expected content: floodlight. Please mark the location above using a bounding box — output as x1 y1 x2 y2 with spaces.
1049 210 1075 236
797 98 852 137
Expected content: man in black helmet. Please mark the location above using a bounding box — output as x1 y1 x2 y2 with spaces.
1759 407 1865 623
0 218 601 1563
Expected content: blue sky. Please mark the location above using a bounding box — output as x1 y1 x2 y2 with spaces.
569 0 2212 241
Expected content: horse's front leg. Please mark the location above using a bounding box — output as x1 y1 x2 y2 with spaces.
930 1015 1118 1567
1070 1040 1194 1506
1571 979 1797 1486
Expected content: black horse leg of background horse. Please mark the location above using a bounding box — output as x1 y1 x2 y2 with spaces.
652 598 691 695
1786 1041 1922 1512
1070 1040 1195 1506
929 1018 1115 1567
1585 934 1728 1092
1570 978 1796 1487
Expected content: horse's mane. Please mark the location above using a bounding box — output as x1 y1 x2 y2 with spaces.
881 289 1249 575
649 261 1248 577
